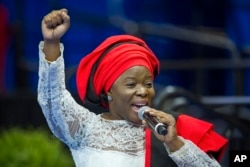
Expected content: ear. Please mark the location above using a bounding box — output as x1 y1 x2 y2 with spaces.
107 92 113 102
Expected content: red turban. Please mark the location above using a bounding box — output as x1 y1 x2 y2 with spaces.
76 35 160 111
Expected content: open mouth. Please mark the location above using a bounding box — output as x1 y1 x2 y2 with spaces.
131 104 147 112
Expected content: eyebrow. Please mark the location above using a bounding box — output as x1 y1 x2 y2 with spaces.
123 75 153 80
124 76 136 79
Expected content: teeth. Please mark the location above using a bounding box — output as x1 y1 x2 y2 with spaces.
131 104 147 112
134 104 146 107
135 103 146 105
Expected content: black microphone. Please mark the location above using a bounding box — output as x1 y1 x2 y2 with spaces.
138 106 168 135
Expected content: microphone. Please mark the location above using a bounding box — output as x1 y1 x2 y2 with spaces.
138 106 168 135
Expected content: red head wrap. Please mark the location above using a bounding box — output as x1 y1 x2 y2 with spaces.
76 35 160 111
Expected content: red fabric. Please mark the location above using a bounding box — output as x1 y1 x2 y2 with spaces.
76 35 159 102
145 115 228 166
176 115 228 161
0 4 10 91
145 129 152 167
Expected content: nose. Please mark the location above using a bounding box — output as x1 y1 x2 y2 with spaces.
136 86 148 97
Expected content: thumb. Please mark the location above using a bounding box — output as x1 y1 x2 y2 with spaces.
60 9 70 24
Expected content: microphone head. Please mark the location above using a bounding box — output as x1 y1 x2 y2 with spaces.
138 106 150 120
157 125 168 135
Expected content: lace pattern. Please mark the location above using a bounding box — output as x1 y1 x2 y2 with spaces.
37 41 221 167
38 41 145 155
165 137 221 167
71 147 144 167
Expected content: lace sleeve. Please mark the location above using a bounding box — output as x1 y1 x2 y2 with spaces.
37 41 93 149
165 137 221 167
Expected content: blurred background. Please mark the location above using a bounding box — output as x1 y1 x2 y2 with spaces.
0 0 250 166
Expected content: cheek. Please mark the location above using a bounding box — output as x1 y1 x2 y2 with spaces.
117 91 134 102
112 90 135 108
148 89 155 103
149 88 155 97
112 89 132 103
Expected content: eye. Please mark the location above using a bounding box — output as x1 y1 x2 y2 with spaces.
126 82 136 88
145 82 153 88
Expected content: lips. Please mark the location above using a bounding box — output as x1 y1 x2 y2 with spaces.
131 102 148 112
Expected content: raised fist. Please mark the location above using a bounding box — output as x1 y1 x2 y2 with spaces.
41 9 70 41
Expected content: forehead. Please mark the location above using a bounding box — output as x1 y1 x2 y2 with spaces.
118 66 152 80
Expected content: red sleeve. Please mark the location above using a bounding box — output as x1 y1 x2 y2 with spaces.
176 114 228 161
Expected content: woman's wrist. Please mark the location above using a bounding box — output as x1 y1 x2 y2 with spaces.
43 39 61 62
165 137 185 152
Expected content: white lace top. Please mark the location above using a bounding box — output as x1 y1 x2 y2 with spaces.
37 42 221 167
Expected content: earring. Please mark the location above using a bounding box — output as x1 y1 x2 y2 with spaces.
107 95 113 101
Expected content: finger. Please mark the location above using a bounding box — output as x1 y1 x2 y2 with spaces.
43 14 58 29
61 8 68 14
43 15 52 27
53 9 69 24
149 109 173 119
50 11 64 28
43 10 64 29
158 116 175 127
149 110 176 126
61 9 70 24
